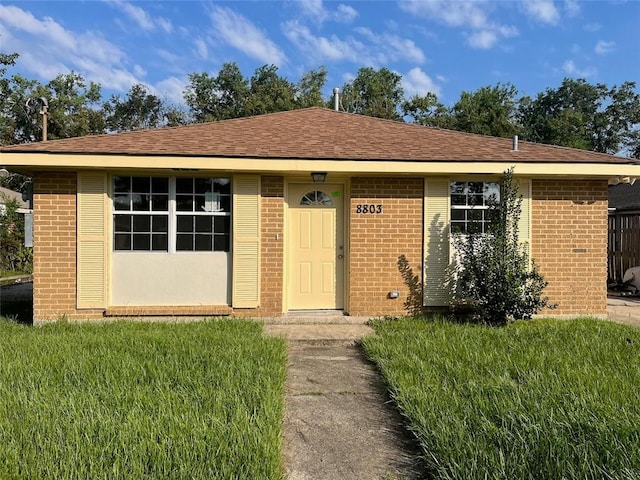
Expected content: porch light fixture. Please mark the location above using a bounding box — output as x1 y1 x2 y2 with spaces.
311 172 327 183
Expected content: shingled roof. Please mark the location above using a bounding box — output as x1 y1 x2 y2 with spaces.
1 107 635 164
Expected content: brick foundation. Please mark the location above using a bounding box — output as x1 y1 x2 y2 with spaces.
348 178 423 316
532 179 608 316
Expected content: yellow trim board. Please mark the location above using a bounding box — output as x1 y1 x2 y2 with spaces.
2 152 639 179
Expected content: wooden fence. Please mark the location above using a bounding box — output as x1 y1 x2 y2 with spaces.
608 212 640 283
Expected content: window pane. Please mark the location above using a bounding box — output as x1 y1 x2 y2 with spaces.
467 182 484 194
450 223 465 234
152 177 169 193
114 234 131 250
114 176 130 193
177 215 193 232
114 194 130 210
194 195 205 211
451 209 466 221
132 177 150 193
133 234 150 250
152 234 168 251
219 196 231 212
451 195 466 206
214 235 230 252
484 182 500 204
151 194 168 211
176 195 193 212
114 215 132 232
468 222 482 234
195 234 212 251
132 194 150 211
176 177 193 194
214 216 230 233
153 215 168 233
194 178 211 194
176 234 192 251
213 178 231 194
450 182 465 195
133 216 151 232
195 216 213 233
469 209 483 221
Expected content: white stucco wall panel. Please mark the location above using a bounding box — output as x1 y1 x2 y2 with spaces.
111 252 230 305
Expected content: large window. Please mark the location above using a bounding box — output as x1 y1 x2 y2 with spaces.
113 176 231 252
450 181 500 234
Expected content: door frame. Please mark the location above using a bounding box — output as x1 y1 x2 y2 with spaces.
284 177 349 311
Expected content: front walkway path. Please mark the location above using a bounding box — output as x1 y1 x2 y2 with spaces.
265 322 422 480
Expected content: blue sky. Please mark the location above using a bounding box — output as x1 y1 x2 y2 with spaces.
1 1 639 107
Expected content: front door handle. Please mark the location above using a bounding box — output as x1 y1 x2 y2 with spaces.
337 254 344 259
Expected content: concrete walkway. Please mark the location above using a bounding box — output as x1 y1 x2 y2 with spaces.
265 314 422 480
607 296 640 328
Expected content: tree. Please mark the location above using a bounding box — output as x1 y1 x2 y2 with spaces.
403 92 454 128
296 66 328 108
244 64 297 116
520 78 640 155
450 168 552 325
451 83 520 137
339 67 404 120
44 72 105 140
103 84 165 132
0 195 32 274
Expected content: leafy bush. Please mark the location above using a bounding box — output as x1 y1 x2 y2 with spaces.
450 168 552 325
0 195 32 274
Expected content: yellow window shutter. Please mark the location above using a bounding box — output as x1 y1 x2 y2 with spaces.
77 172 107 308
423 178 451 307
517 178 531 257
233 175 261 308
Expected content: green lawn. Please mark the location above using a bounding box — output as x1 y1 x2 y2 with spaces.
362 317 640 480
0 319 287 480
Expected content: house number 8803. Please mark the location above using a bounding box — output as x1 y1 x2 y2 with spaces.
355 204 383 214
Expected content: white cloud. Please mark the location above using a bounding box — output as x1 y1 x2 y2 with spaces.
153 76 188 105
298 0 358 23
583 22 601 32
283 21 361 62
521 0 560 25
399 0 489 28
194 38 208 60
107 0 172 33
402 67 442 97
562 60 596 77
354 27 425 64
336 4 358 23
595 40 615 55
0 4 143 92
210 7 286 65
284 21 425 65
564 0 580 17
398 0 518 50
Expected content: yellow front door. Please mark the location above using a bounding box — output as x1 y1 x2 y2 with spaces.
288 184 344 310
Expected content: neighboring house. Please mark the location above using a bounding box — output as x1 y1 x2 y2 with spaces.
1 107 639 323
0 186 30 214
608 181 640 283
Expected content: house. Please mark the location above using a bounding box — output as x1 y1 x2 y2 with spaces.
608 181 640 283
0 186 31 214
1 107 638 323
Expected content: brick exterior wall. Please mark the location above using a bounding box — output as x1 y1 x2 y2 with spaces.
33 172 102 322
235 176 285 317
348 178 423 316
532 179 608 316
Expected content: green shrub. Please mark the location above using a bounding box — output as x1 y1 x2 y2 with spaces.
450 168 552 325
0 195 32 274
